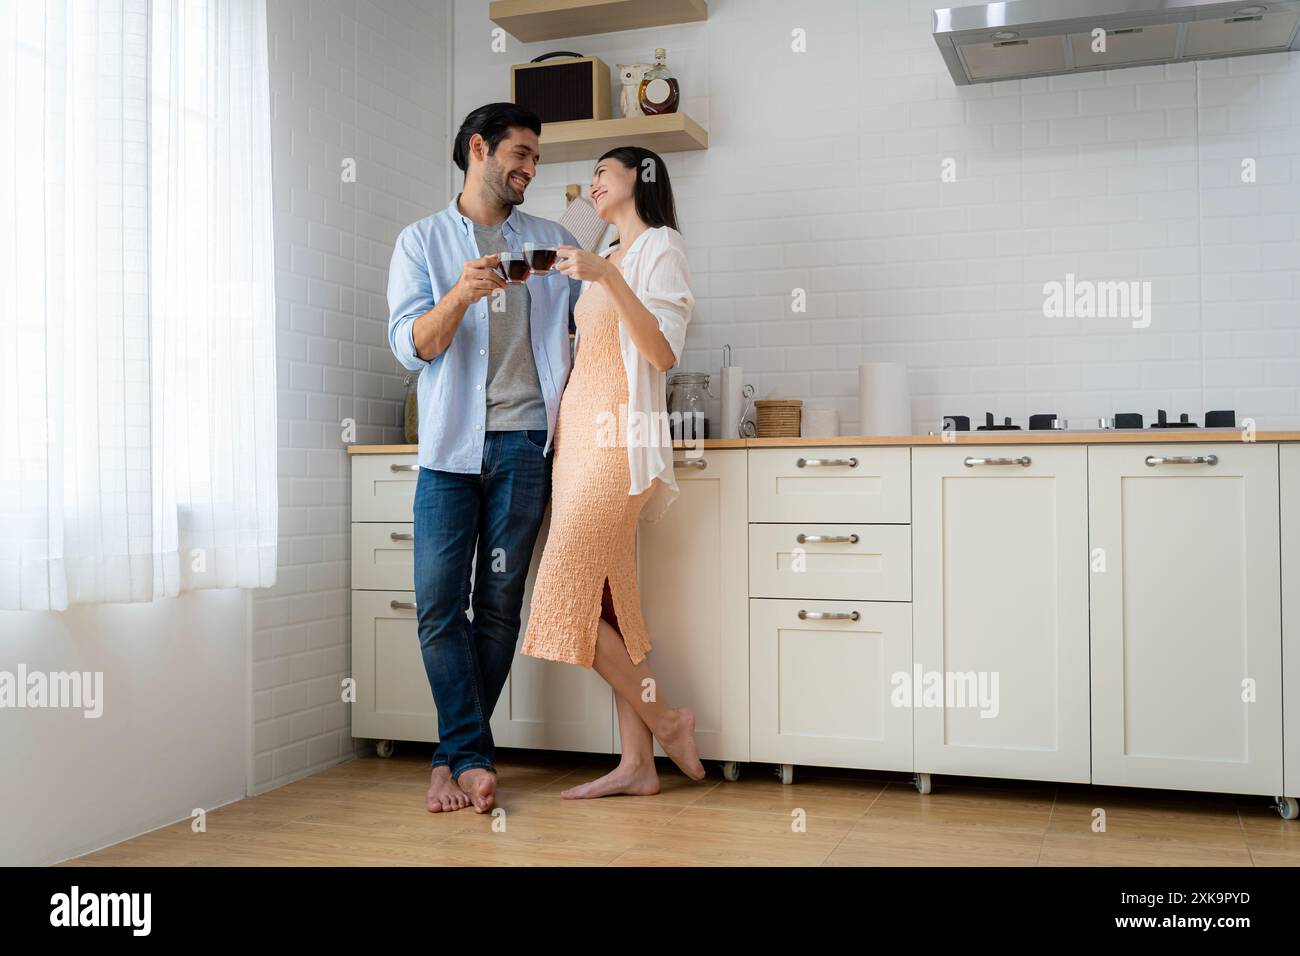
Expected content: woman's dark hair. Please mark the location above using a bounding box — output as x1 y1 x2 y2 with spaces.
452 103 542 173
596 146 679 246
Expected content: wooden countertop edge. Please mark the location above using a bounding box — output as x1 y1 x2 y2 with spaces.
347 431 1300 454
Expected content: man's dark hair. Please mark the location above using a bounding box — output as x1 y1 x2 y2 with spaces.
452 102 542 173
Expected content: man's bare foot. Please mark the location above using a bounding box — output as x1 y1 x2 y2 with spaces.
427 766 471 813
561 760 661 799
654 707 707 781
457 767 498 813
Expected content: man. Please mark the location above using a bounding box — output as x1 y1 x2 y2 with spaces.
386 103 581 815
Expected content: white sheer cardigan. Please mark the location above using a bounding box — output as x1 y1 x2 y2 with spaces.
572 225 695 523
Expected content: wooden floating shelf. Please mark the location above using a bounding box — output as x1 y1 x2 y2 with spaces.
489 0 707 44
538 112 708 165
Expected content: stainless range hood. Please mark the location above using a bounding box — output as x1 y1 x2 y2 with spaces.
933 0 1300 84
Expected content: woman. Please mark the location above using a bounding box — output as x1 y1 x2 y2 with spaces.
521 146 705 798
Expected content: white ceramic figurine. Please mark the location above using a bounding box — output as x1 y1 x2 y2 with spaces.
617 63 652 118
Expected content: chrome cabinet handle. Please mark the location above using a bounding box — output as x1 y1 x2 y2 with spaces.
796 533 859 544
674 458 707 469
963 456 1031 467
389 463 419 472
389 532 414 541
1146 454 1218 466
796 456 858 468
389 600 417 611
797 609 860 621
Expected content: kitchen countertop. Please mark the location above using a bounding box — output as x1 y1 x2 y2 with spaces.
348 430 1300 454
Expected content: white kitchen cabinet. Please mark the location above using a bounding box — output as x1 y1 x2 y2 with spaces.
351 590 436 743
1281 446 1300 808
912 446 1090 784
750 598 912 772
1089 443 1283 796
350 453 612 755
630 448 749 763
489 507 615 755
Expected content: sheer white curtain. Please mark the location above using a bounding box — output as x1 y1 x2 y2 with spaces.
0 0 277 611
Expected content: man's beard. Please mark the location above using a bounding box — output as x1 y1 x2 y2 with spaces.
485 159 524 206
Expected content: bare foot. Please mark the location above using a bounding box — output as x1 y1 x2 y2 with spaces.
457 768 498 813
427 766 471 813
561 760 661 799
654 707 707 781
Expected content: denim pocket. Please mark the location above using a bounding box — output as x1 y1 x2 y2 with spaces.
522 428 548 452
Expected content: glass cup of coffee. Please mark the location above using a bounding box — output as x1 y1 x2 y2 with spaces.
523 242 558 274
495 252 530 284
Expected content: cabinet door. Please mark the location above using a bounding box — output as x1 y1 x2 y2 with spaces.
351 590 437 743
750 598 912 772
630 449 749 762
490 507 615 755
1282 445 1299 800
912 446 1090 783
1090 443 1282 795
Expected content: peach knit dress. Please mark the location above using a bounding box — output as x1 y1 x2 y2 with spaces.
521 277 655 668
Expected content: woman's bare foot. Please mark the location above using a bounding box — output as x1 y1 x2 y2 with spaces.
654 707 707 781
561 760 660 799
427 766 470 812
456 768 498 813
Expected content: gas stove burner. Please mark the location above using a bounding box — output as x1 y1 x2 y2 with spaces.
932 409 1239 435
1205 410 1236 428
1150 409 1197 429
977 413 1020 431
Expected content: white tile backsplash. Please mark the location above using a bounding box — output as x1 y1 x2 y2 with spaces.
452 0 1300 431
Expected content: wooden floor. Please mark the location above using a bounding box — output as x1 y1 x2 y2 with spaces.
63 750 1300 866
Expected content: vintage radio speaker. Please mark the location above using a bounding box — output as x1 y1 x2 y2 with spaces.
510 52 611 124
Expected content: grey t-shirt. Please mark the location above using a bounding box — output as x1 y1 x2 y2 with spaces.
473 221 547 431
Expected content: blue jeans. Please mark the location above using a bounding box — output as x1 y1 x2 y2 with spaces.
412 428 551 779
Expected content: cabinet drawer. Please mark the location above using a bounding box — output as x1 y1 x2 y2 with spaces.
748 447 909 523
352 523 416 591
352 454 419 522
748 523 911 601
750 598 912 772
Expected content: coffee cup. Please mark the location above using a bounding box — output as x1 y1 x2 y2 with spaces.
524 242 558 274
495 252 530 283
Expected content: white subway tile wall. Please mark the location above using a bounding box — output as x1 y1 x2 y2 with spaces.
255 0 447 792
455 0 1300 431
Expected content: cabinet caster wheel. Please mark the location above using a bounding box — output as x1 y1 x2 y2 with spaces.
776 764 794 786
914 773 932 795
1275 796 1299 821
375 740 395 758
722 761 741 782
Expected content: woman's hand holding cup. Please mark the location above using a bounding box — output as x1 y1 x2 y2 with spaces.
555 245 611 284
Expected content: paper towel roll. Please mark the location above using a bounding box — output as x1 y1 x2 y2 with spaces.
719 366 744 439
858 363 911 436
